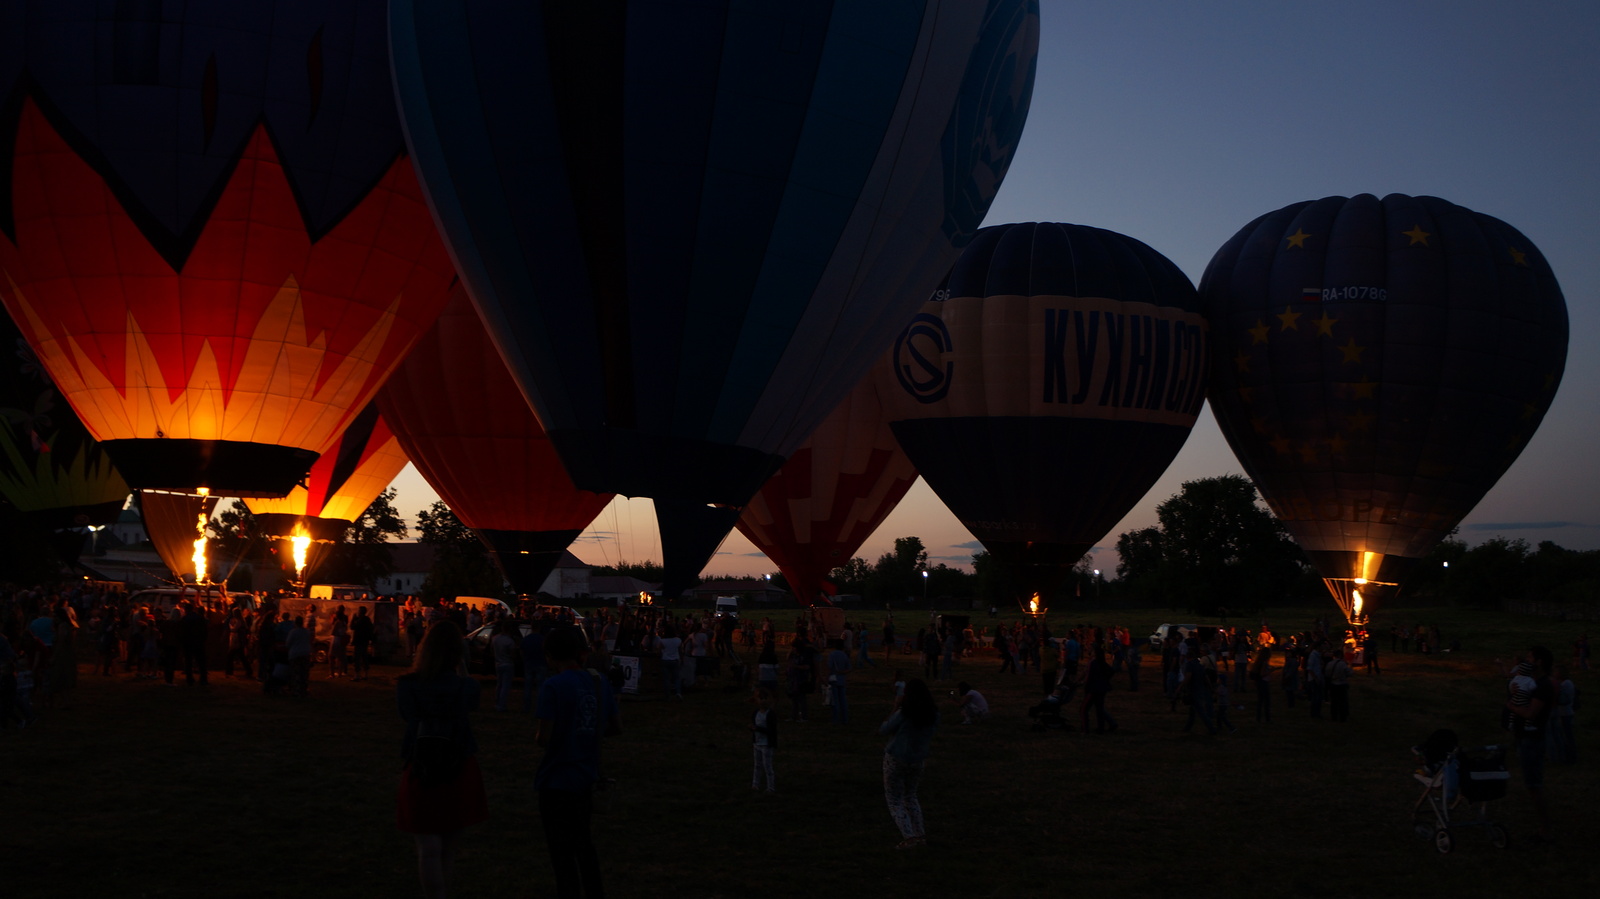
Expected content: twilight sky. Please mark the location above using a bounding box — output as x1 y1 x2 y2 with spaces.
387 1 1600 578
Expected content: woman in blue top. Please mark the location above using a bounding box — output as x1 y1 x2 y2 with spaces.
880 677 939 849
397 620 486 899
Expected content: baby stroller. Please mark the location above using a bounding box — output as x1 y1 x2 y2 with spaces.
1410 729 1510 853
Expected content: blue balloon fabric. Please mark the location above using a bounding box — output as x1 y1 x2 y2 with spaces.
1200 193 1568 588
390 0 1039 509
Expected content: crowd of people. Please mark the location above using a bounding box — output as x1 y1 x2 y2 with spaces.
4 580 1586 872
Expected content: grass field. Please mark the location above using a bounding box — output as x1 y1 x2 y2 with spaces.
3 606 1593 898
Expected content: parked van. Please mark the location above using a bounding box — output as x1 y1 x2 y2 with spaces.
714 596 740 619
276 596 401 662
129 585 256 614
453 595 514 618
309 584 375 602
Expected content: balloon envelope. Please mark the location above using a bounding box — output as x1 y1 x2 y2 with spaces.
880 222 1210 600
389 0 1039 511
737 365 919 606
1200 193 1568 621
0 1 456 496
377 289 614 595
1 303 128 528
245 401 409 583
140 490 218 584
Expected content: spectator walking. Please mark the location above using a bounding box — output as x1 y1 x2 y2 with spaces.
1305 641 1326 718
1250 646 1273 724
1326 648 1353 722
535 625 621 899
1550 665 1577 764
751 687 778 793
351 607 375 681
881 678 939 849
521 623 547 713
180 603 208 687
491 621 518 712
397 620 487 899
1214 671 1238 734
285 616 313 697
1505 645 1555 842
785 643 813 722
225 609 250 679
328 607 350 678
658 624 683 700
826 639 852 724
1181 642 1216 735
1080 646 1117 734
1281 648 1301 708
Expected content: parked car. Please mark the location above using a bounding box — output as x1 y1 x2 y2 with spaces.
1147 623 1222 647
1148 623 1199 647
466 620 535 675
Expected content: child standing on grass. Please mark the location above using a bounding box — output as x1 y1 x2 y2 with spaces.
751 687 778 793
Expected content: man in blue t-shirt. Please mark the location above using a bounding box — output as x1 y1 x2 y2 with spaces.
536 625 621 898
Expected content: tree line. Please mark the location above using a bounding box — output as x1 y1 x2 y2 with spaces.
180 478 1600 614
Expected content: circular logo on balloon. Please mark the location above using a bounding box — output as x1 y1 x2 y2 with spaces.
894 313 955 404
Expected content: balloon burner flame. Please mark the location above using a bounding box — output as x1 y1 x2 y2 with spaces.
291 529 312 583
192 512 208 584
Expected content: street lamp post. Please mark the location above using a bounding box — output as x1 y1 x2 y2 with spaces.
921 569 928 603
1092 569 1101 603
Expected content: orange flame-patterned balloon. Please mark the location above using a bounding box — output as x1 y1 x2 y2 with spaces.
0 4 455 496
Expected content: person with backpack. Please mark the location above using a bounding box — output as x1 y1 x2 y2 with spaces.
397 620 487 899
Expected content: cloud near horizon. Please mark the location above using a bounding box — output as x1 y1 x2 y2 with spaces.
1464 521 1595 531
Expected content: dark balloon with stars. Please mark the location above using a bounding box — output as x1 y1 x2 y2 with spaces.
1200 193 1568 623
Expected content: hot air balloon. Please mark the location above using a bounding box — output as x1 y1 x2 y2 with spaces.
879 222 1211 605
1 304 129 530
389 0 1038 594
377 289 614 596
736 364 919 607
140 490 219 585
244 402 410 585
1200 194 1568 623
0 1 456 498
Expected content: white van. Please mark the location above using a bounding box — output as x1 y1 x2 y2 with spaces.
714 596 740 619
129 585 256 613
454 595 514 618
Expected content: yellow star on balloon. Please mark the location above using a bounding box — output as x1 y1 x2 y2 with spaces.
1276 306 1302 331
1236 387 1256 406
1270 435 1293 455
1313 311 1338 337
1298 442 1319 463
1350 376 1377 399
1326 433 1349 455
1286 229 1312 249
1249 319 1272 344
1402 225 1431 246
1338 338 1365 364
1234 351 1251 373
1508 247 1528 266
